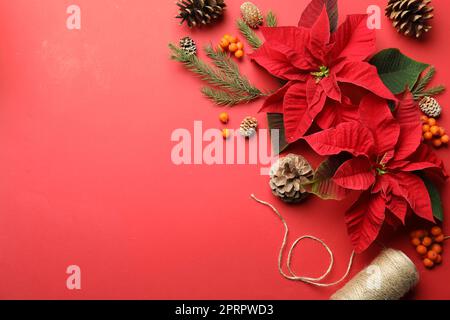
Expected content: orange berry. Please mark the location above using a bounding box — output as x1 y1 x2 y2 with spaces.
228 43 238 52
431 226 442 236
435 254 442 264
431 243 443 254
415 230 426 238
434 234 445 243
228 36 238 43
219 112 229 124
234 49 244 59
427 250 438 261
223 34 232 41
422 236 433 247
416 245 427 255
439 127 446 136
222 128 231 139
410 230 419 238
220 38 230 49
430 125 440 135
236 42 244 50
423 132 433 140
441 135 449 144
422 124 431 132
433 139 443 148
420 115 429 123
411 237 421 246
428 118 437 126
423 258 434 268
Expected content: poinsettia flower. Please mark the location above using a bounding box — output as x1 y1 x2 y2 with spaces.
251 5 395 143
304 93 447 253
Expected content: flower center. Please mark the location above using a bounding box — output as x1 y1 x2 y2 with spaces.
311 65 330 83
374 163 387 176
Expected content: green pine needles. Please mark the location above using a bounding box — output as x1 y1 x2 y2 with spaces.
169 43 265 106
237 10 277 50
412 66 445 100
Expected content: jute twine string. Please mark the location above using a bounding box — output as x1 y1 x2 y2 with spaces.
251 194 355 287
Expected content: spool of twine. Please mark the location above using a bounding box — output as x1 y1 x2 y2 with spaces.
331 248 419 300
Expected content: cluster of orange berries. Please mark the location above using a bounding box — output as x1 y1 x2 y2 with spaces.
410 226 445 269
219 34 245 59
219 112 231 139
421 115 449 148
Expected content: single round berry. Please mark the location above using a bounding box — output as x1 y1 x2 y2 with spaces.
416 245 427 255
431 226 442 236
423 132 433 140
228 43 238 52
422 236 433 247
431 243 443 254
422 124 431 133
236 42 244 50
430 125 440 135
439 127 446 136
234 49 244 59
415 230 426 238
441 135 449 144
420 115 429 123
219 112 229 124
434 234 445 243
428 118 437 126
411 237 421 246
435 254 442 264
423 258 434 268
220 38 230 49
427 250 438 261
433 139 443 148
222 128 231 139
228 36 238 44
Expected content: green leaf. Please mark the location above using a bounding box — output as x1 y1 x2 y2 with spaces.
420 175 444 222
307 155 351 200
370 48 429 94
267 113 289 154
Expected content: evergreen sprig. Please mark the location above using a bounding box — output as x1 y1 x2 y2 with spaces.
237 19 263 50
412 66 446 100
266 11 277 27
169 43 265 106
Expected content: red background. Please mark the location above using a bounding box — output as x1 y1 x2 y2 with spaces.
0 0 449 299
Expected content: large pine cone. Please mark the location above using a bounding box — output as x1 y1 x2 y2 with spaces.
176 0 226 28
269 154 314 203
385 0 434 38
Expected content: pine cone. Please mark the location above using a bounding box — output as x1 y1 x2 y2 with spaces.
179 37 197 56
385 0 434 38
270 154 314 203
176 0 226 28
239 116 258 137
419 96 441 118
240 2 263 28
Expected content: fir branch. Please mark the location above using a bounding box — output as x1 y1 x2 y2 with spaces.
413 66 435 94
414 85 446 99
266 11 277 27
237 19 263 49
204 45 262 96
202 87 260 106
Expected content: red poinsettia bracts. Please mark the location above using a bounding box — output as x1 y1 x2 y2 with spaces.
304 93 447 253
251 6 395 143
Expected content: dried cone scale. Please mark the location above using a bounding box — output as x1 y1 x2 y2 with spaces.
176 0 226 28
419 96 442 118
269 154 314 203
239 116 258 138
385 0 434 38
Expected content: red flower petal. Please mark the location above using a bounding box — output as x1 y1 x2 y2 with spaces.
335 60 396 101
260 27 316 71
386 196 407 225
345 192 386 253
333 156 376 190
359 94 400 157
283 82 325 142
303 122 375 156
329 14 376 64
250 43 306 81
315 97 359 129
309 6 331 63
320 72 341 102
299 0 335 29
259 82 293 113
391 172 434 223
393 91 422 160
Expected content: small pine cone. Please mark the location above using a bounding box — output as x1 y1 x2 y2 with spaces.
269 154 314 203
239 116 258 137
385 0 434 38
240 2 263 28
419 96 441 118
179 36 197 56
176 0 227 28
